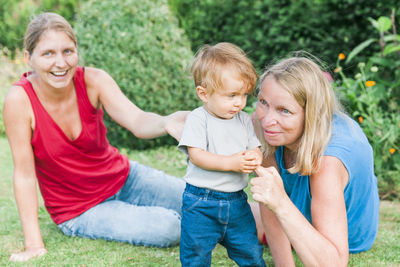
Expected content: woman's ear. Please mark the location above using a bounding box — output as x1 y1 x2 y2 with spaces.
196 86 208 103
24 50 31 67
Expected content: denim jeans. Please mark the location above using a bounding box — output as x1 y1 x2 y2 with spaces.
58 161 185 247
180 184 265 267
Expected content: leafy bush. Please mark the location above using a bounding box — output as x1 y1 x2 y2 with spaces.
334 14 400 200
171 0 399 72
0 0 80 58
75 0 198 149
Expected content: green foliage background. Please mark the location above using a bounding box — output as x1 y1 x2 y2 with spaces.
74 0 199 149
334 15 400 200
0 0 80 58
170 0 400 72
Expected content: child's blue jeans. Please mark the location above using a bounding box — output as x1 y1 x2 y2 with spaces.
57 161 185 247
180 183 266 267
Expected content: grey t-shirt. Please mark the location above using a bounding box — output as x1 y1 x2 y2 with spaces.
178 107 261 192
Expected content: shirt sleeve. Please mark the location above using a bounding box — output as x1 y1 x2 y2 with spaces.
243 112 261 149
178 109 207 155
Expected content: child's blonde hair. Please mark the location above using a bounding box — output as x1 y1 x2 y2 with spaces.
256 56 343 175
191 42 257 94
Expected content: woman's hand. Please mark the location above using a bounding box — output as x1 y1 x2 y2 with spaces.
9 247 47 262
165 111 190 141
250 166 288 212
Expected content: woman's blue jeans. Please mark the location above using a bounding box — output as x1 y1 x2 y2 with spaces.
57 161 185 247
180 184 266 267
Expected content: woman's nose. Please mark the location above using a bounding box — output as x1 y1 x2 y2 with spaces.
54 53 67 67
260 108 278 126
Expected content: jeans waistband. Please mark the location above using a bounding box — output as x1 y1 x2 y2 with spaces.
185 183 245 200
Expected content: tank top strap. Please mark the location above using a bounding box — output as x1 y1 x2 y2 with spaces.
14 72 39 105
14 73 49 125
73 66 97 114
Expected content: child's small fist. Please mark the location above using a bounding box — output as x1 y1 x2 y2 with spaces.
244 150 262 166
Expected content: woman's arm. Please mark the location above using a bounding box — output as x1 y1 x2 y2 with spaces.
187 147 261 173
253 155 295 266
84 67 188 141
259 204 296 267
3 87 47 262
251 156 349 267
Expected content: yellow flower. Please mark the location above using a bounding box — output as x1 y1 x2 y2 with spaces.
389 148 396 154
365 80 376 87
358 116 364 124
338 53 346 60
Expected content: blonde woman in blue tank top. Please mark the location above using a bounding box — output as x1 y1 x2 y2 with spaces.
250 56 379 266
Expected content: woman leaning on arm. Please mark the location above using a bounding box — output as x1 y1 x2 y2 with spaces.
250 56 379 267
3 12 187 262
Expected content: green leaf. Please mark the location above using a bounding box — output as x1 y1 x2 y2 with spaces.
383 34 400 42
383 44 400 56
369 56 398 67
345 38 376 64
368 17 379 30
377 16 392 32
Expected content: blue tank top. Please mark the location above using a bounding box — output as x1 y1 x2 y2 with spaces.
276 113 379 253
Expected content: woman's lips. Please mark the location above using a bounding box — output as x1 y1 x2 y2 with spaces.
264 130 280 136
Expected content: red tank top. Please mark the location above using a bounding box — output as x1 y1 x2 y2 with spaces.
15 67 130 224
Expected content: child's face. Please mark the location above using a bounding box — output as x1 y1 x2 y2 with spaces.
199 68 248 119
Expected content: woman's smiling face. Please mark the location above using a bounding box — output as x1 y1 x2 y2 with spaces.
256 76 305 151
25 30 78 90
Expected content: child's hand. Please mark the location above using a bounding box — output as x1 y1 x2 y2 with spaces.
229 150 261 173
244 150 262 166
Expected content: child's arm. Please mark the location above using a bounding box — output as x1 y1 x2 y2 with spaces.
187 146 261 174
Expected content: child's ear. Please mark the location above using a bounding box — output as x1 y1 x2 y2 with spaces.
196 86 208 103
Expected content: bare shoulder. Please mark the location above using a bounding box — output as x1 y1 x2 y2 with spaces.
3 85 35 144
84 67 113 87
82 67 113 108
3 85 32 117
5 85 29 103
310 156 349 197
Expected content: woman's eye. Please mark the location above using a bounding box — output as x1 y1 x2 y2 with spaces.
282 108 290 114
65 49 73 54
43 51 52 56
259 99 267 105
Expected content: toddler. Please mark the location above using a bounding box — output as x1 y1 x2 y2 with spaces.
178 42 265 267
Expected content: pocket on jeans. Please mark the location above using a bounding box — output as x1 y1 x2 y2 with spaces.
182 191 202 212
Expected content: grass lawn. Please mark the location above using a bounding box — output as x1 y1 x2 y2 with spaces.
0 135 399 266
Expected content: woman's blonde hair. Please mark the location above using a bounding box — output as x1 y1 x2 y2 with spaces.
24 12 77 55
191 42 257 94
256 56 342 175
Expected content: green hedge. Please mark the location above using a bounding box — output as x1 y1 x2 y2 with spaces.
75 0 199 149
0 0 80 58
171 0 399 72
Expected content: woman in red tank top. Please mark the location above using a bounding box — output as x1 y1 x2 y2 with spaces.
3 12 188 262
